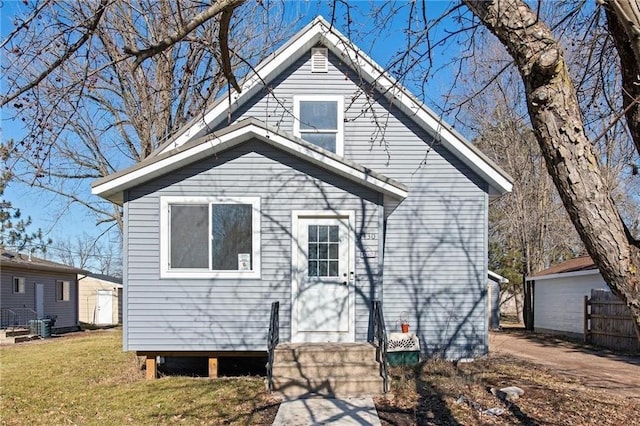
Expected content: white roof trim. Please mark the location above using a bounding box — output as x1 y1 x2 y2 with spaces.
154 16 512 195
488 270 509 283
92 120 408 204
526 268 601 281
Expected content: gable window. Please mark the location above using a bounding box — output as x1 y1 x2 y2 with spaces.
293 95 344 155
56 281 70 301
160 196 261 279
13 277 25 294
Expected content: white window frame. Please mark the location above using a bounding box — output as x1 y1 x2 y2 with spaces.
293 95 344 156
13 277 25 294
56 280 70 301
160 196 261 279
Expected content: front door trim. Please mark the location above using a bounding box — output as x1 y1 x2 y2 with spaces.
291 210 356 343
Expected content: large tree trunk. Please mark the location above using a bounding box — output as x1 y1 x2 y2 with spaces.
463 0 640 333
604 1 640 157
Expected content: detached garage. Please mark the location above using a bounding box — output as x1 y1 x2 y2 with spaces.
526 256 609 339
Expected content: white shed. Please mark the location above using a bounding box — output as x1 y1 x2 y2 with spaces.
526 257 609 339
78 274 123 325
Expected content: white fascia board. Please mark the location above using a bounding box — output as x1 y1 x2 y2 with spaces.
320 29 513 195
93 123 407 202
92 127 253 200
488 270 509 283
159 27 323 155
158 17 511 195
259 130 407 200
525 268 600 282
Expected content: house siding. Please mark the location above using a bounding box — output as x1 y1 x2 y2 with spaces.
215 50 489 358
124 140 380 351
1 266 79 332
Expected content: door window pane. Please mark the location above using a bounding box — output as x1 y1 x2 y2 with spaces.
307 225 340 277
318 226 328 242
211 204 252 270
170 205 209 268
308 225 318 242
329 261 339 276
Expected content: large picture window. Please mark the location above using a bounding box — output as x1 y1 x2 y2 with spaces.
294 96 344 155
160 196 261 278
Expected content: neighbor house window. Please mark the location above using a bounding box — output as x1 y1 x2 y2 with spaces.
56 281 70 301
293 95 344 155
160 196 261 279
13 277 25 294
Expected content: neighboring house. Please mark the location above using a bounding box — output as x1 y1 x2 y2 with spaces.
78 273 123 325
92 17 512 363
526 256 609 339
1 250 84 333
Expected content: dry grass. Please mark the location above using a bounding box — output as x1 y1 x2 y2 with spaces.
0 330 278 425
376 355 640 425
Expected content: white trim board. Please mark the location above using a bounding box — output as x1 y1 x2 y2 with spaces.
290 210 356 343
92 119 408 204
147 16 512 196
526 268 600 282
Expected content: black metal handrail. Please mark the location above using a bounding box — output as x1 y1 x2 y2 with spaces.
266 301 279 391
371 300 389 392
1 308 37 331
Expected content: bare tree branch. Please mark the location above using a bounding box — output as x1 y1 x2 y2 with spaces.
0 0 109 108
123 0 245 68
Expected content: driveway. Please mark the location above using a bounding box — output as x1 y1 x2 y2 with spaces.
489 329 640 400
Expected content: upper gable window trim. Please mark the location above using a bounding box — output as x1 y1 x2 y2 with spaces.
293 95 344 156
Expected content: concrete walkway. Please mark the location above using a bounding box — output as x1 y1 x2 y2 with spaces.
273 397 381 425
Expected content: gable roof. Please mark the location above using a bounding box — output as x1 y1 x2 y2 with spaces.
527 256 599 281
92 118 408 204
1 250 87 275
151 16 512 196
80 272 123 286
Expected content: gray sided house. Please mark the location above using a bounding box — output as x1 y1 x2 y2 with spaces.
1 250 83 333
92 18 511 363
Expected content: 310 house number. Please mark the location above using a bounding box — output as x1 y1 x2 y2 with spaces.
362 233 376 240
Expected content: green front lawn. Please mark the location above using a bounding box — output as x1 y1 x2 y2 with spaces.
0 330 278 425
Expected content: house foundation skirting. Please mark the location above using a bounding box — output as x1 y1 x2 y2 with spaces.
136 351 266 380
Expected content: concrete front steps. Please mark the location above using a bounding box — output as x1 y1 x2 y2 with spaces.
272 342 383 398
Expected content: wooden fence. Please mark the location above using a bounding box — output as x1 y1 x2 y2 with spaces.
584 289 639 353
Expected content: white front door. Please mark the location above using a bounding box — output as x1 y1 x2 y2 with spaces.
97 290 113 324
292 213 355 342
35 284 45 319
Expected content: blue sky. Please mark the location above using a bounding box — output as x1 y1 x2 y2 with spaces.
0 1 461 263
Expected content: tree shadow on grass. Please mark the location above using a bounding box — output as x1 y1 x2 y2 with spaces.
376 364 461 426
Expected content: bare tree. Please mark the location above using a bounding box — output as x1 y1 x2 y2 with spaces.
2 0 299 232
52 233 122 276
463 0 640 332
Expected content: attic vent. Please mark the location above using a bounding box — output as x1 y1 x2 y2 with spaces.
311 48 328 73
